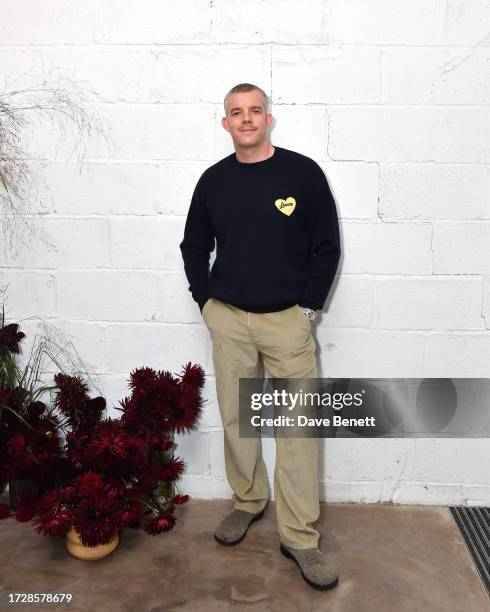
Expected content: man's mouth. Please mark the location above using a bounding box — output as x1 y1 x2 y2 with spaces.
240 128 256 132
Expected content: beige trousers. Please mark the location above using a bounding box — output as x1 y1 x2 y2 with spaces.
202 297 320 549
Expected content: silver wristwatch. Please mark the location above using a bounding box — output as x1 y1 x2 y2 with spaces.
300 307 317 321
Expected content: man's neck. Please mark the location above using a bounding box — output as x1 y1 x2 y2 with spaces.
234 142 275 164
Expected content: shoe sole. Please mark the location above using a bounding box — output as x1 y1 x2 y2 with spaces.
280 544 339 591
214 509 265 546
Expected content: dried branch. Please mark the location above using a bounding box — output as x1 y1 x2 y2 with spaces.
0 67 111 259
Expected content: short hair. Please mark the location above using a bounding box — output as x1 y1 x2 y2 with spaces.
223 83 270 116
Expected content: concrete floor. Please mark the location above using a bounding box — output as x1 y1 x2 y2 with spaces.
0 494 488 612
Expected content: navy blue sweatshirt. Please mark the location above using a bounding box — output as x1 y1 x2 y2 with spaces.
179 146 341 313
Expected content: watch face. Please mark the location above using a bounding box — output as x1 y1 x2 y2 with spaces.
301 308 315 320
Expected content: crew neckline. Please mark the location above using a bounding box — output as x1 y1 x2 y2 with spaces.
233 146 279 166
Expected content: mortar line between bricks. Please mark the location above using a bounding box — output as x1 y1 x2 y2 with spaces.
2 270 487 278
0 43 488 49
4 158 489 165
270 41 273 99
33 101 490 109
8 214 490 223
53 321 490 333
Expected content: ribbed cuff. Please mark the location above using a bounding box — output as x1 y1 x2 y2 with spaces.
198 296 210 313
298 301 320 310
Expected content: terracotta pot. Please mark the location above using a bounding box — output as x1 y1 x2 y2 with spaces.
66 526 119 560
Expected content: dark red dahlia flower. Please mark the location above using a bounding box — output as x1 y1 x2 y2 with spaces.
154 457 185 482
120 503 143 528
33 489 73 538
128 367 158 392
172 494 189 505
53 373 89 416
81 396 106 429
33 510 72 538
78 471 105 497
6 425 62 482
72 497 121 547
83 420 145 474
0 323 25 355
178 362 205 390
7 434 39 471
26 401 47 420
65 430 90 467
143 512 176 536
165 388 203 434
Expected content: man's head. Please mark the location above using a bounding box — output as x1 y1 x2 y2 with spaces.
222 83 273 150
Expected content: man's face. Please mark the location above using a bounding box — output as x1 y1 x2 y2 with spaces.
221 90 273 148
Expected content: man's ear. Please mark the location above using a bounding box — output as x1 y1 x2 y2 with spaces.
221 116 229 133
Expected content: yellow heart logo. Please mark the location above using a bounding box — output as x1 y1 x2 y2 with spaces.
275 196 296 216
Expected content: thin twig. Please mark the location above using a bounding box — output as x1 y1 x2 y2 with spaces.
0 66 111 258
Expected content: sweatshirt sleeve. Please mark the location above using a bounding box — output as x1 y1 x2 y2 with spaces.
179 173 215 313
298 162 341 311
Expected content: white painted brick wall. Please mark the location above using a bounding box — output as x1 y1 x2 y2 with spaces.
1 0 489 507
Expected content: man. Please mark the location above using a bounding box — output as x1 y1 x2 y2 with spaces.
179 83 341 590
